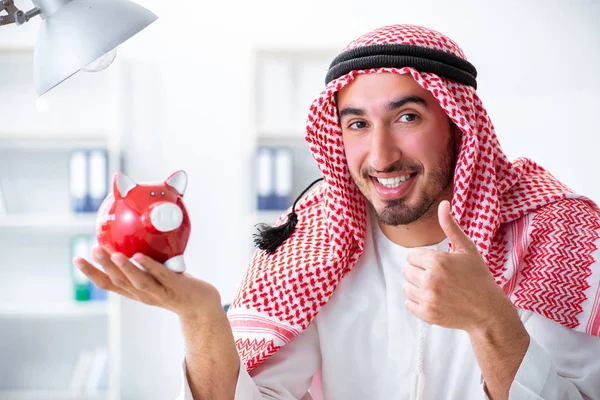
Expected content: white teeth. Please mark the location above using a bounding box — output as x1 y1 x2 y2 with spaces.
376 175 411 188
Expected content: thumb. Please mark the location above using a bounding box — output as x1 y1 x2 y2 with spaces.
438 200 473 252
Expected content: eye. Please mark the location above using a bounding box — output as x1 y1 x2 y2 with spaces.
150 191 156 196
160 191 166 196
348 120 368 130
399 113 418 123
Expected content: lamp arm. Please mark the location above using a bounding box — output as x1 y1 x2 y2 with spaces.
0 0 40 26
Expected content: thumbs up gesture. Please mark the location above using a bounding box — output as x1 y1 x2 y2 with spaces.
402 200 512 332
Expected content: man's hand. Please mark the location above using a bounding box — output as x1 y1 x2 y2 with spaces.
74 246 222 319
74 247 241 399
401 200 514 333
403 200 530 399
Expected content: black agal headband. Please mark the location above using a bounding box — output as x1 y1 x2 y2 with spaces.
325 43 478 89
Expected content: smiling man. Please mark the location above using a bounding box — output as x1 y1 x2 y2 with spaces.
75 24 600 399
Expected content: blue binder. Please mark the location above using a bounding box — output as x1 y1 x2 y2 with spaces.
273 147 293 210
256 147 275 210
69 150 89 213
87 235 107 301
87 149 109 212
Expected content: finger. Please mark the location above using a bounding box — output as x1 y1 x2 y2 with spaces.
402 264 426 288
111 253 168 298
438 200 474 252
91 246 135 290
406 248 437 269
404 298 421 318
402 281 423 304
73 257 137 301
132 253 173 285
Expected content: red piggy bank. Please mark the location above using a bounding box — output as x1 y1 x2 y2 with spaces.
96 170 191 272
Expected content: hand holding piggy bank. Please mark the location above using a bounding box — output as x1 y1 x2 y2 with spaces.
96 170 191 273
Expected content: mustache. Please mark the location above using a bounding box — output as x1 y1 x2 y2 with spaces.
360 161 423 180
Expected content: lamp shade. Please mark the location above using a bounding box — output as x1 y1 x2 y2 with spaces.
33 0 157 95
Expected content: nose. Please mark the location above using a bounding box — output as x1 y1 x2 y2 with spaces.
369 123 402 171
149 202 183 232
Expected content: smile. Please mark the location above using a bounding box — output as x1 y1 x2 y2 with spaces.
370 173 417 200
375 175 412 188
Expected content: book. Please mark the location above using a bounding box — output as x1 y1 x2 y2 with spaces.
68 349 95 395
274 147 293 210
88 235 107 301
69 150 89 213
84 347 109 394
71 235 92 301
256 147 275 210
88 149 109 212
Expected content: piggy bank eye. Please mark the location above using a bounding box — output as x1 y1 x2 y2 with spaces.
150 191 156 197
160 191 166 196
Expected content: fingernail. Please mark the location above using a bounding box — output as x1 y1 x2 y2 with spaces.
111 253 126 267
91 246 104 260
130 258 145 271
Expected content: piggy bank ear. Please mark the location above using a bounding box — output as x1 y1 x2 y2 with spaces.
165 170 187 196
113 172 137 199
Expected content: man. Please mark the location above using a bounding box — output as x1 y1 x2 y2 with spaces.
75 24 600 399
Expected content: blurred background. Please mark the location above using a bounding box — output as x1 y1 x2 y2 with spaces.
0 0 598 399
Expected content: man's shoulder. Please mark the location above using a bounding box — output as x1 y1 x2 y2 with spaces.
518 199 600 255
528 198 599 228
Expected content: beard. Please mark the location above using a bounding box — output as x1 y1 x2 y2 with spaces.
351 127 457 226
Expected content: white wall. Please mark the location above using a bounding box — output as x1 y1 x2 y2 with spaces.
3 0 598 398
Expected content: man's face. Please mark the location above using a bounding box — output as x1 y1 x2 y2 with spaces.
337 73 458 226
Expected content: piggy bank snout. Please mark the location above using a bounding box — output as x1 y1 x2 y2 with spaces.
148 202 184 232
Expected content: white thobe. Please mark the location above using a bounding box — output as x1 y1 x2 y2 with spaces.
179 212 600 399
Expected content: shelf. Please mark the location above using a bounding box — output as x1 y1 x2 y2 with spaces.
0 137 108 151
256 126 306 139
0 390 106 400
251 210 287 226
0 213 98 232
0 301 108 318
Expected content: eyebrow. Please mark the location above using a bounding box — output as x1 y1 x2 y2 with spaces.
338 95 428 119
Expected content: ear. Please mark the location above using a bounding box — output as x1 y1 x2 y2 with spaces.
165 170 187 196
113 172 137 199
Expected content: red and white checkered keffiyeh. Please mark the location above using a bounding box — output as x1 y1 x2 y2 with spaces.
228 24 600 371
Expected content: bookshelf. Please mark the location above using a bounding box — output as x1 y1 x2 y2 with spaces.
0 48 124 400
247 46 341 254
